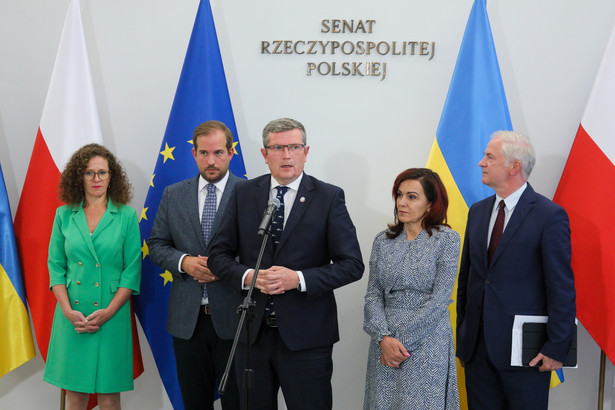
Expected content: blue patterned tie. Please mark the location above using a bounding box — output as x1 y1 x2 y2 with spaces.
200 183 217 300
265 186 288 317
271 186 289 251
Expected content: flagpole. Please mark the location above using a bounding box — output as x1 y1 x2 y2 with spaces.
60 389 65 410
597 350 605 410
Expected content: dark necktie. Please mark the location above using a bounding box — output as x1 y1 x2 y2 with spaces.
200 183 217 300
487 199 505 266
265 186 289 317
270 186 289 251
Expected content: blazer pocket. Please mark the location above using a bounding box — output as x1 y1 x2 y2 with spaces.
110 280 119 294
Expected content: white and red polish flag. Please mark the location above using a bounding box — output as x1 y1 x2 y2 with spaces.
553 25 615 363
13 0 143 382
15 0 103 362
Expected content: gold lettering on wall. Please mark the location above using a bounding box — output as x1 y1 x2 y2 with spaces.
260 19 437 81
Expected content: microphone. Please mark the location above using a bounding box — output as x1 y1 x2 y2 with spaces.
257 198 281 236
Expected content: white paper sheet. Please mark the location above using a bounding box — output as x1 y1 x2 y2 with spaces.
511 315 549 366
510 315 578 368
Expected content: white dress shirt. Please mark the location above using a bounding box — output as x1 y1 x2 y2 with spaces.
486 182 527 246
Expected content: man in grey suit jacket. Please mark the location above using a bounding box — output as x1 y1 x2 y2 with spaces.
149 121 242 410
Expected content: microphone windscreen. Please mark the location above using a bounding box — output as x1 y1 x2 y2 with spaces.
268 197 281 209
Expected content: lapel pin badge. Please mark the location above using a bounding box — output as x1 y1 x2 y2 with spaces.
300 197 306 203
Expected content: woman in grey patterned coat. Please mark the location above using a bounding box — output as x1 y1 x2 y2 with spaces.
363 168 460 410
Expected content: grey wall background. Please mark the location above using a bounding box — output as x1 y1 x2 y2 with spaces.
1 0 615 408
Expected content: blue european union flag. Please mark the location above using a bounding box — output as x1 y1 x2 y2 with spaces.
133 1 247 408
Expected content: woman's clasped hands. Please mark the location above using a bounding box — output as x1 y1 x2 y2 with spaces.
379 336 411 368
66 309 112 333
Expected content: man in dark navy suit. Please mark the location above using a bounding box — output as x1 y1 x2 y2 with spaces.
456 130 576 410
209 117 364 409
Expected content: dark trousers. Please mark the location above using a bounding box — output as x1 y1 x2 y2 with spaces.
464 327 551 410
234 323 333 410
173 311 240 410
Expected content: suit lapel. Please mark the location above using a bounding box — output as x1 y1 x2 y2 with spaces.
251 175 275 255
277 174 313 254
74 200 113 265
73 204 97 259
186 175 206 249
479 196 496 270
206 172 239 251
92 199 116 239
490 185 536 266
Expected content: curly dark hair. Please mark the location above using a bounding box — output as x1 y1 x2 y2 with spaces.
58 143 132 205
386 168 450 239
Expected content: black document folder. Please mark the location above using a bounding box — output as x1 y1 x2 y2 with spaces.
521 322 577 367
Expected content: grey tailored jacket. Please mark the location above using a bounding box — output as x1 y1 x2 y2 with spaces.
149 172 242 340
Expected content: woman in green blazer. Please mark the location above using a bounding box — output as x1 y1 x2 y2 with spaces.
43 144 141 410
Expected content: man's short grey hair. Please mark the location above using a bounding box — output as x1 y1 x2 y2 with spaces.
491 130 536 180
262 118 307 147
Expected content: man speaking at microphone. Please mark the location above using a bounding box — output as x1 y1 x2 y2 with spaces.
209 117 364 409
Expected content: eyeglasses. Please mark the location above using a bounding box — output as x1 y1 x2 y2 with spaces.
84 170 110 180
265 144 305 154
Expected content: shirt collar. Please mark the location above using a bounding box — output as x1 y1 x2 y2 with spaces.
198 171 230 193
496 182 527 211
269 172 303 192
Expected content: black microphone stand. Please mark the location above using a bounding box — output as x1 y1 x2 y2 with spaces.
219 223 272 410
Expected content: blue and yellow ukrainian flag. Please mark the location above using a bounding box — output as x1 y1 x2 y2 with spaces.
133 0 247 408
551 368 564 388
426 0 512 407
0 163 36 378
427 0 565 402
